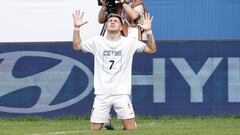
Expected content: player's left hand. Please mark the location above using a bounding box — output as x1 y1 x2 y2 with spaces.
137 13 153 31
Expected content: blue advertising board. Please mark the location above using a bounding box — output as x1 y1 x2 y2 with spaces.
143 0 240 40
0 41 240 117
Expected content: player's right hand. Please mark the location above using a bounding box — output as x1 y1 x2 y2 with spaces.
72 10 88 28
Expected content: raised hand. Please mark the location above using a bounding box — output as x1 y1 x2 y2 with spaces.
72 10 88 28
137 13 153 31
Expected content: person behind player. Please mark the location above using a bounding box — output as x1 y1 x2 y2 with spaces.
98 0 147 40
72 10 156 130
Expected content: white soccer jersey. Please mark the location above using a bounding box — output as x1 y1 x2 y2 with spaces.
81 36 146 95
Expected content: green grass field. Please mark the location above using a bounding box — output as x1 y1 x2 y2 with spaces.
1 116 240 135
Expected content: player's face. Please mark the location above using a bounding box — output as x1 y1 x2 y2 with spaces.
106 17 122 33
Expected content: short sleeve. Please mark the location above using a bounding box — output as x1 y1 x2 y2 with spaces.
80 37 98 54
134 39 146 53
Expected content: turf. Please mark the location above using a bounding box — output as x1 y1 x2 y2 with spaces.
0 116 240 135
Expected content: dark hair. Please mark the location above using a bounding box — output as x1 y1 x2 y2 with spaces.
106 13 123 24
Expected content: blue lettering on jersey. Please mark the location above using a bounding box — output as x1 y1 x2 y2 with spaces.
114 51 122 56
103 51 111 56
103 50 122 56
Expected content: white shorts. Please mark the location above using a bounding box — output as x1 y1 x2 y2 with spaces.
90 94 135 123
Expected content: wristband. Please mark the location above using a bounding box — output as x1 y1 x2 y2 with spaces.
146 30 153 35
74 27 80 31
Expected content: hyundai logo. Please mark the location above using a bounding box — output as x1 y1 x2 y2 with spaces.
0 51 93 113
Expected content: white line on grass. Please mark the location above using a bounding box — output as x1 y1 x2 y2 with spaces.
25 130 83 135
48 130 83 135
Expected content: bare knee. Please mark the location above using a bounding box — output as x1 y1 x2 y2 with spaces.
91 123 104 131
122 118 137 130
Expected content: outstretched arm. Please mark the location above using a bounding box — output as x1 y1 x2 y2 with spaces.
138 13 156 54
72 10 88 51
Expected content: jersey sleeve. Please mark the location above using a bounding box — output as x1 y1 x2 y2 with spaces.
134 39 146 53
80 37 98 54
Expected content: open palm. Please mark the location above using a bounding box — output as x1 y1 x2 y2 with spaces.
138 13 153 31
73 10 88 27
